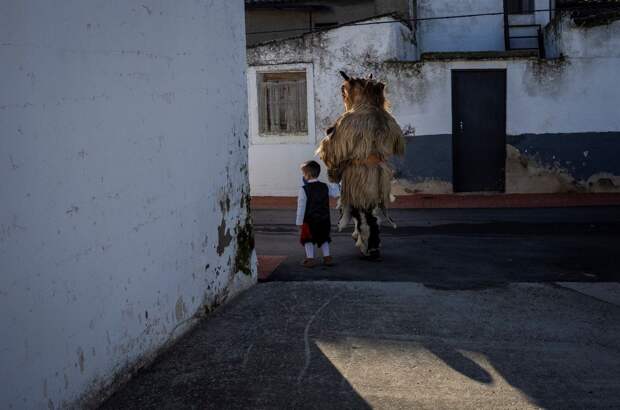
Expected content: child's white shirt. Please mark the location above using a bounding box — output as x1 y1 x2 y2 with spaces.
296 178 340 226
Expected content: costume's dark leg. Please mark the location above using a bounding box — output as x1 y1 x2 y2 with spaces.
365 210 381 251
349 207 369 255
350 207 361 226
350 207 361 244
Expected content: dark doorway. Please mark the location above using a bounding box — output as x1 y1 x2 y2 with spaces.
451 69 507 193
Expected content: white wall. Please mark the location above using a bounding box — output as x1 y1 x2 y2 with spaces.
385 58 620 136
247 17 415 196
417 0 505 53
0 1 254 408
546 13 620 58
248 12 620 195
417 0 552 54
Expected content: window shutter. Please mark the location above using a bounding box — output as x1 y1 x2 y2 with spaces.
257 71 308 135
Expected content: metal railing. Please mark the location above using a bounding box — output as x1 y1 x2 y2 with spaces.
503 14 545 57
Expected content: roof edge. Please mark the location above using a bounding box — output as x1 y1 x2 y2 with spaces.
247 13 409 49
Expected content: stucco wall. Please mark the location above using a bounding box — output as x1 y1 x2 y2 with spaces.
245 0 413 46
417 0 505 53
0 1 255 409
246 9 314 46
417 0 552 54
247 17 415 196
248 14 620 195
385 56 620 193
546 11 620 58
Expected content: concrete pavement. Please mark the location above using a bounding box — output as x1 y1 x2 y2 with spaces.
255 208 620 283
101 281 620 409
101 207 620 409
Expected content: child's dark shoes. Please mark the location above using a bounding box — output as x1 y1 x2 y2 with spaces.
300 258 318 268
323 256 334 266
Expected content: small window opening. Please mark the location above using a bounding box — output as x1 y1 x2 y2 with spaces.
506 0 535 14
258 71 308 135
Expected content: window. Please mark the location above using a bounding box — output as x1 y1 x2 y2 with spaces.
248 63 315 144
506 0 535 14
258 71 307 135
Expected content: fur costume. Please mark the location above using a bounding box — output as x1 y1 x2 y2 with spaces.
317 72 405 254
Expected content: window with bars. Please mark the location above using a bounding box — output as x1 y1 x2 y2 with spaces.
257 71 308 135
506 0 535 13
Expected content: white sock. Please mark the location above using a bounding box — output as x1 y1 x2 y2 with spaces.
304 243 315 258
320 243 330 257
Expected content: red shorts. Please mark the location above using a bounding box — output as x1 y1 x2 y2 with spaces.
299 223 312 245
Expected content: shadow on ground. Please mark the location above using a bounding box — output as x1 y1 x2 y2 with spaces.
100 208 620 409
101 282 620 409
255 208 620 284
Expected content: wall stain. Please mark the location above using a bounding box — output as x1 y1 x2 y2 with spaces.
233 192 255 276
393 178 453 194
216 193 233 256
506 144 620 193
216 218 232 256
523 57 570 98
77 348 85 373
175 296 187 321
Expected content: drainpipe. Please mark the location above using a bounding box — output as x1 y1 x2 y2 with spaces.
538 26 546 58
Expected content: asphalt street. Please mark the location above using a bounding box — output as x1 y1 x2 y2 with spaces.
101 207 620 409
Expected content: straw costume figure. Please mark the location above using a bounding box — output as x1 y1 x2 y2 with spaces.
317 71 405 260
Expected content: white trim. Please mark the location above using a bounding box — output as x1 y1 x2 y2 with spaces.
247 63 316 145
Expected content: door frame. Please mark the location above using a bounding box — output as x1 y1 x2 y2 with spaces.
451 69 507 193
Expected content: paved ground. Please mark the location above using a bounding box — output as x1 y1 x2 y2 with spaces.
101 207 620 409
102 282 620 409
255 207 620 284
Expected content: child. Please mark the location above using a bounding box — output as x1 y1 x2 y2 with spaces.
296 160 340 268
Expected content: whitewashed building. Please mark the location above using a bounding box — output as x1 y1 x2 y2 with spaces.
0 2 255 408
247 0 620 195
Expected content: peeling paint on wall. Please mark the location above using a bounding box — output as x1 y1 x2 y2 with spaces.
233 193 255 276
586 172 620 192
217 215 233 257
0 2 255 409
393 178 453 194
506 144 620 193
248 12 620 196
505 144 578 193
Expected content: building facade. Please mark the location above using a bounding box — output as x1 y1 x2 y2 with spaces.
0 1 254 408
245 0 414 45
247 0 620 196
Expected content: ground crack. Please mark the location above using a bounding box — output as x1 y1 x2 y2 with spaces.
296 290 344 384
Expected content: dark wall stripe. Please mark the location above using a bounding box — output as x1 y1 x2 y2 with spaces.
392 132 620 182
508 132 620 180
392 134 453 182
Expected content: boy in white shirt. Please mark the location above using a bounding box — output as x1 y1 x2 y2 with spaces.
296 160 340 268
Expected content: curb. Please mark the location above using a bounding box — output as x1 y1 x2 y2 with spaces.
251 193 620 209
